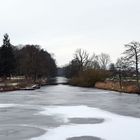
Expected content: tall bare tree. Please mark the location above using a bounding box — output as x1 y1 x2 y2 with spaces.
86 53 100 69
74 49 89 71
116 57 128 89
123 41 140 87
98 53 111 70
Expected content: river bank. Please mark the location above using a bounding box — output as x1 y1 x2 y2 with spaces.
1 77 139 94
0 77 69 92
95 81 140 94
0 77 49 92
68 79 140 94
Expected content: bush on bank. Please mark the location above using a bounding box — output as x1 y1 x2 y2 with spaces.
69 69 109 87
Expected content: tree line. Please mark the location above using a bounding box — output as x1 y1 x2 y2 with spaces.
110 41 140 89
64 49 110 78
0 34 57 81
63 49 111 86
63 41 140 89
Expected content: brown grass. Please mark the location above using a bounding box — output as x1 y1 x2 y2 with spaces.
95 81 140 93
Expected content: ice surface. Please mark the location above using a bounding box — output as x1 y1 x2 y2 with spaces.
0 104 17 108
31 105 140 140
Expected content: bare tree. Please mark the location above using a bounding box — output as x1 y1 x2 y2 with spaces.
98 53 111 70
123 41 140 87
74 49 89 71
116 57 128 89
86 53 100 69
109 63 116 81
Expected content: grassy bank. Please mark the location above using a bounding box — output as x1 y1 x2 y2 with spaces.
0 77 48 92
95 81 140 94
69 79 140 94
67 68 140 94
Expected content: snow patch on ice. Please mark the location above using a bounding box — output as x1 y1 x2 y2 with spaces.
0 104 17 108
32 105 140 140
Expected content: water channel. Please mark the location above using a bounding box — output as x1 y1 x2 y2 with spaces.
0 77 140 140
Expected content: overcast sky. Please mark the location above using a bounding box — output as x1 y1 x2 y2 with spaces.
0 0 140 66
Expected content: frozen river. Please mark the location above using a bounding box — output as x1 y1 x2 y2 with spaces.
0 77 140 140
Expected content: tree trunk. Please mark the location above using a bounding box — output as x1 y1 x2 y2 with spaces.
135 54 139 88
119 70 122 91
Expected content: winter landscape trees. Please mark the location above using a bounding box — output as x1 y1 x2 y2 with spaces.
0 34 57 82
63 42 140 93
0 33 140 93
123 41 140 87
0 34 16 78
